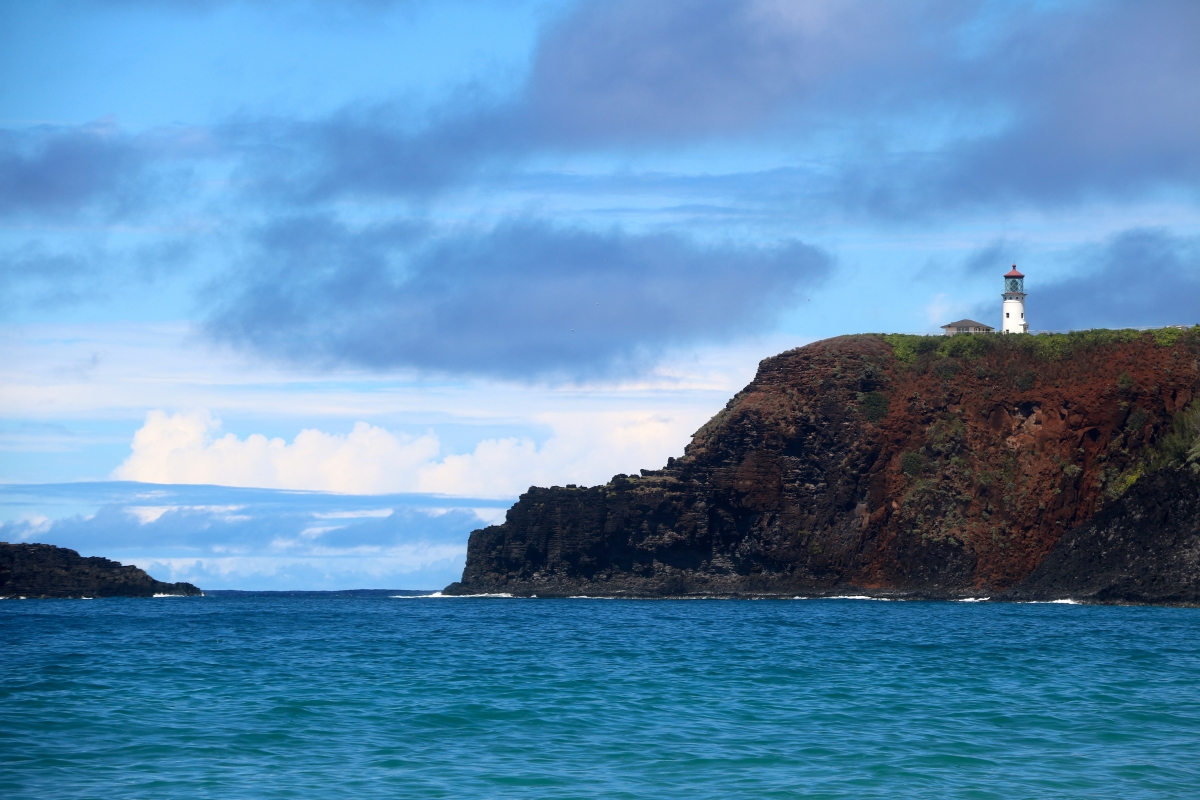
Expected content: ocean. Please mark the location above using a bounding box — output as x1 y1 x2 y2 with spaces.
3 595 1199 799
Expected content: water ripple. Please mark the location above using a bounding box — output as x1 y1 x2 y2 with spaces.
2 597 1200 798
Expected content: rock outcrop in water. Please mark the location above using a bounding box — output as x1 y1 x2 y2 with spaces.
446 329 1200 603
0 543 202 598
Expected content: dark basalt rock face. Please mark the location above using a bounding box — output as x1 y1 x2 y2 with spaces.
445 331 1200 602
0 543 202 598
1005 468 1200 604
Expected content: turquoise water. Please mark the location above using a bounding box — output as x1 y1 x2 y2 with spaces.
3 596 1199 799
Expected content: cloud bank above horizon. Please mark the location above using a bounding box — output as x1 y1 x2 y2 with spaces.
0 481 511 590
111 406 707 498
4 0 1199 381
4 0 1200 509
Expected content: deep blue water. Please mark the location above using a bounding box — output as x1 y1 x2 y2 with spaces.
3 596 1200 799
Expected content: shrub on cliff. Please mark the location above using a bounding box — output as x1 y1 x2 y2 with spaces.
901 451 926 477
859 391 889 423
1148 403 1200 473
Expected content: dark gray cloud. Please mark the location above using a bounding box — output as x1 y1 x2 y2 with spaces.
963 229 1200 331
8 2 1199 215
518 0 954 144
1034 229 1200 331
919 0 1200 210
231 0 1200 211
205 218 831 378
0 123 152 217
245 0 966 200
962 240 1018 277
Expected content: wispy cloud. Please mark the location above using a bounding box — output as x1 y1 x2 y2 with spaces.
0 481 502 589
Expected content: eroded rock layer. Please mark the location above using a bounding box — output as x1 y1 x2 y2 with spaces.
447 331 1200 599
0 543 202 598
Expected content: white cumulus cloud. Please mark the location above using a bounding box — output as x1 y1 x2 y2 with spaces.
112 410 440 494
112 407 709 497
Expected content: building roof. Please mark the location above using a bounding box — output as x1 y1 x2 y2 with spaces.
940 319 994 330
1004 265 1024 278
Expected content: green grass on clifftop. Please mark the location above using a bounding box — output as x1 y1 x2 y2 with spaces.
879 327 1200 365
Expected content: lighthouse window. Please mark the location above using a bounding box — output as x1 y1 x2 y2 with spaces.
1006 313 1010 318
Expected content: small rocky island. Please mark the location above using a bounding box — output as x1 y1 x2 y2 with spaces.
446 329 1200 604
0 543 202 598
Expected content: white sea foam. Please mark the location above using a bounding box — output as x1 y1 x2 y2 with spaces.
957 597 991 602
823 595 894 601
152 593 188 598
394 591 516 598
1019 598 1082 605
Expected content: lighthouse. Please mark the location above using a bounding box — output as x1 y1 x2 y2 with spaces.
1002 265 1028 334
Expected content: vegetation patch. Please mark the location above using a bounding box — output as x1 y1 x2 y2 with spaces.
932 358 961 381
858 391 890 423
1125 408 1150 433
879 327 1200 369
928 415 966 456
1153 327 1187 347
1146 402 1200 474
900 451 926 477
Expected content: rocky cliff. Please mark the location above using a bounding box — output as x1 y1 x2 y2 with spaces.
446 329 1200 602
0 543 203 598
1005 466 1200 604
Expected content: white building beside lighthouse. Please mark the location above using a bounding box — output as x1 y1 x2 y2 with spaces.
1001 265 1028 334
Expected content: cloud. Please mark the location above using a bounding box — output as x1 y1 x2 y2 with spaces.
0 236 198 314
960 239 1020 277
5 1 1197 230
5 2 1199 219
1030 229 1200 331
971 3 1200 202
242 0 966 200
518 0 958 144
0 123 134 216
204 217 831 379
0 121 174 219
111 406 710 497
112 409 441 493
0 481 497 589
839 0 1200 214
416 410 703 496
0 244 99 310
244 0 1200 211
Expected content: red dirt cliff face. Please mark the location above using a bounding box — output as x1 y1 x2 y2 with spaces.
449 331 1200 597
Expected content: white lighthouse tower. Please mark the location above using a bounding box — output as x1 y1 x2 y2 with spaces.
1001 265 1028 334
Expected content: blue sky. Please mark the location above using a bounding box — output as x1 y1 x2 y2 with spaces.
2 0 1199 587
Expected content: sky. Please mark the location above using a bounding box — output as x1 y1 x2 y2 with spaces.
2 0 1199 588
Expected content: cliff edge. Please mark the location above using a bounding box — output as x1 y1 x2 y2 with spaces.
446 329 1200 602
0 543 203 598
